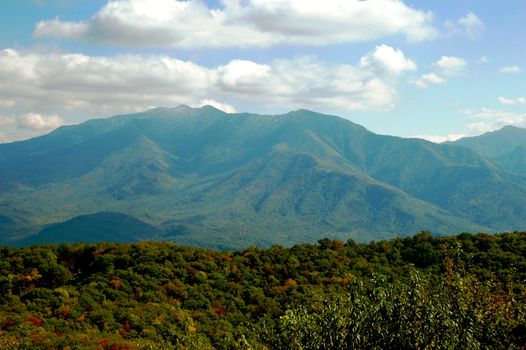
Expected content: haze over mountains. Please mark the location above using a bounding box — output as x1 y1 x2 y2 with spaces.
1 106 526 250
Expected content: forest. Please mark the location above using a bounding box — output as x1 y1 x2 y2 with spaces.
0 231 525 349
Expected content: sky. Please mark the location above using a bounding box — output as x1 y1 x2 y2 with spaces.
0 0 525 143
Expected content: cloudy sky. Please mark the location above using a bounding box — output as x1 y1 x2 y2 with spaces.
0 0 525 143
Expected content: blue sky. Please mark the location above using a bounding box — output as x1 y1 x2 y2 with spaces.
0 0 525 143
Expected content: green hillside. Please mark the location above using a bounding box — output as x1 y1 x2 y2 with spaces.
19 212 163 246
451 126 526 174
450 125 526 158
3 106 526 248
493 145 526 174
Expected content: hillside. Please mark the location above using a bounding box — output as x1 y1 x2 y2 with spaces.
0 232 524 349
493 145 526 174
2 106 526 248
18 212 163 246
450 125 526 158
451 126 526 174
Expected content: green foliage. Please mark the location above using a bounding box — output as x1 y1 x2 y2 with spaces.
269 272 524 349
0 232 525 348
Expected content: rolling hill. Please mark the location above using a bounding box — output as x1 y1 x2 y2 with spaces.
1 106 526 249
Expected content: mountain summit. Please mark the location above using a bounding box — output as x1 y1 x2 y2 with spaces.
2 106 526 249
450 126 526 174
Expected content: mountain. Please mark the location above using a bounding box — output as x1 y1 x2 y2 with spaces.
18 212 162 245
492 145 526 174
2 106 526 249
450 126 526 174
450 125 526 157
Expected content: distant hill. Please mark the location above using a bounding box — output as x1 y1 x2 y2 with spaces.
18 212 162 245
492 145 526 174
2 106 526 249
450 125 526 157
450 126 526 174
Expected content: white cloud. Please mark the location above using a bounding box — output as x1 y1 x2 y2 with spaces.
17 113 64 131
433 56 467 77
416 134 465 143
0 115 15 126
458 12 484 39
410 55 467 88
464 108 526 134
216 55 399 111
34 0 437 48
0 46 413 141
498 96 526 105
35 18 88 39
192 99 237 113
0 99 16 108
359 44 417 76
477 56 488 64
0 113 64 143
500 65 522 74
444 11 484 40
410 72 446 88
0 48 217 117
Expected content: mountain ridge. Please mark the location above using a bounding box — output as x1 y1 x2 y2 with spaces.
450 125 526 174
1 106 525 249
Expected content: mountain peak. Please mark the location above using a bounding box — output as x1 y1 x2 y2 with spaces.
451 124 526 158
3 106 526 249
499 125 526 132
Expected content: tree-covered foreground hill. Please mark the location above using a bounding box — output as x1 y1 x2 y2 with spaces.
1 232 525 349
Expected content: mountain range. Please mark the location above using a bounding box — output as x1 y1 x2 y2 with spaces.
1 106 526 250
448 125 526 174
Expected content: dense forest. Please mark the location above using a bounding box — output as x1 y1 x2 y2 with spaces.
1 231 525 349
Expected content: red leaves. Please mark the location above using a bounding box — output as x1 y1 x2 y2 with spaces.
213 306 226 316
25 317 43 327
1 320 17 329
119 321 132 338
98 338 111 345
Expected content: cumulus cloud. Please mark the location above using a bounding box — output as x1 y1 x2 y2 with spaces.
0 113 64 143
464 108 526 134
410 72 446 88
458 12 484 39
17 113 64 131
445 11 484 40
359 45 417 76
216 55 400 111
34 0 437 48
0 48 217 117
410 55 467 89
498 96 526 105
500 65 522 74
0 46 415 141
433 56 467 77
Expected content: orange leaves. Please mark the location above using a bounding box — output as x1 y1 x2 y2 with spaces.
284 278 297 288
111 279 122 289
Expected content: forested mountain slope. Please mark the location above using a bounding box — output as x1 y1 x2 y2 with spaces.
2 106 526 248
